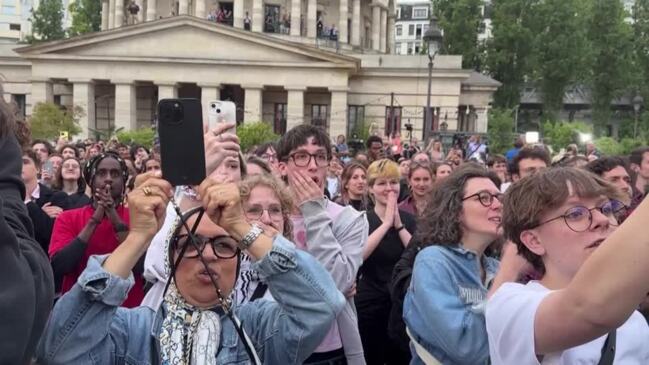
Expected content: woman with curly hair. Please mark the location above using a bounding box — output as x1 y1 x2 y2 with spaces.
403 163 525 365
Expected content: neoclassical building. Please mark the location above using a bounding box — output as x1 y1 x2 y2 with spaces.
0 0 499 141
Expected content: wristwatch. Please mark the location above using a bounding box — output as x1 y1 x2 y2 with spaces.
239 224 263 251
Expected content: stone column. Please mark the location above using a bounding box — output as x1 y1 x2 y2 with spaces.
71 79 95 139
387 13 395 54
114 81 137 131
351 0 360 46
195 0 206 18
243 85 263 123
233 0 244 28
371 5 380 51
146 0 157 20
101 0 109 30
31 79 54 107
135 0 144 22
286 86 305 131
379 8 387 52
474 107 488 133
338 0 348 43
179 0 189 15
156 83 178 101
108 0 115 28
251 0 263 32
290 0 301 36
199 83 221 123
329 88 347 138
307 0 316 38
115 0 124 27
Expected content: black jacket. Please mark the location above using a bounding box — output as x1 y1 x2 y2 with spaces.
26 183 69 253
0 133 54 364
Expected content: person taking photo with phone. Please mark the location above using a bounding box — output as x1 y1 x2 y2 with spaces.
36 172 345 364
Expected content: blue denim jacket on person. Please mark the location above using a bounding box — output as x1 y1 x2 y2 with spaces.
403 244 499 365
36 235 346 365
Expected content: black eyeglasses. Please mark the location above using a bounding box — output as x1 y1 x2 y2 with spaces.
173 234 239 259
289 152 329 167
244 204 284 221
536 200 627 232
462 191 503 207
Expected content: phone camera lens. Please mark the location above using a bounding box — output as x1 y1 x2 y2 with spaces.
216 108 221 113
211 103 216 108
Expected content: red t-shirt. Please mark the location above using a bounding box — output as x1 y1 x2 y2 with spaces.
49 205 144 308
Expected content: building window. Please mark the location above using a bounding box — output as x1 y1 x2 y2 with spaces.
385 107 402 137
274 103 287 135
407 42 413 55
412 7 428 19
408 24 414 36
396 8 401 19
347 105 365 138
396 24 402 36
416 24 422 39
13 94 25 117
9 23 20 31
395 42 402 54
414 42 421 54
311 104 328 129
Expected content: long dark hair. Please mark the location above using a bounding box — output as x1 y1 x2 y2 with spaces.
337 161 370 209
52 157 86 194
415 163 500 246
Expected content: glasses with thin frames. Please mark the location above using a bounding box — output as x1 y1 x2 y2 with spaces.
289 152 329 167
536 199 627 233
244 204 284 221
173 234 239 259
462 190 503 207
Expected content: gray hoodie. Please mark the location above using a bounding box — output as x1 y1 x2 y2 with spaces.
296 198 368 365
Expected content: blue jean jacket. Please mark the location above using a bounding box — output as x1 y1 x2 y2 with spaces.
37 235 346 364
403 245 499 365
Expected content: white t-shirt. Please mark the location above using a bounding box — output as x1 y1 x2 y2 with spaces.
486 281 649 365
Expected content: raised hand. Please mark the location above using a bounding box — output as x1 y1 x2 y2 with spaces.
289 170 323 207
198 179 247 236
204 122 241 177
128 172 173 244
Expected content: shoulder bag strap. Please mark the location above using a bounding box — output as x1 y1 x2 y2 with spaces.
597 330 616 365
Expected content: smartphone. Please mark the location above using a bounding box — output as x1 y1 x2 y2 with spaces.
208 100 237 134
42 160 54 176
59 131 69 140
157 98 206 186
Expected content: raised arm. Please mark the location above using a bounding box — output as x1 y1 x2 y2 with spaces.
533 196 649 354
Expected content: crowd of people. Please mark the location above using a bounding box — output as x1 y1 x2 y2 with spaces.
3 91 649 364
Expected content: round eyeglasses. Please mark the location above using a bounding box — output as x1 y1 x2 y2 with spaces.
289 152 330 167
173 234 239 259
244 204 284 221
462 191 503 207
536 200 627 233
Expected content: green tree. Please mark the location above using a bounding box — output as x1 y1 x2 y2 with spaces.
237 122 279 153
487 108 516 154
68 0 102 36
633 0 649 97
30 102 83 140
117 128 156 148
593 137 623 155
533 0 587 121
432 0 484 70
485 0 539 108
541 120 591 151
586 0 635 135
28 0 66 43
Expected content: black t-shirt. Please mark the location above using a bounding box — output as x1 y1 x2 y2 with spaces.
357 209 416 303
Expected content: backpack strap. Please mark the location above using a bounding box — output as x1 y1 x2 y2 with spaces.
250 283 268 301
406 327 442 365
597 330 616 365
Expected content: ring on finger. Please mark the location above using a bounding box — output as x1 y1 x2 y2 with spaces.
142 186 152 196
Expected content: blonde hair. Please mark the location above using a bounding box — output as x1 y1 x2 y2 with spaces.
238 174 294 241
367 159 400 186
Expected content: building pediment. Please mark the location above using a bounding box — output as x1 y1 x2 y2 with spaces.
15 16 359 70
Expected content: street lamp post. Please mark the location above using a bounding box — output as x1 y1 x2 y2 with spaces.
422 16 443 144
633 94 644 139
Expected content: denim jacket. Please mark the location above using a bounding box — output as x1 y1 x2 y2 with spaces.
37 235 346 365
403 244 499 365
